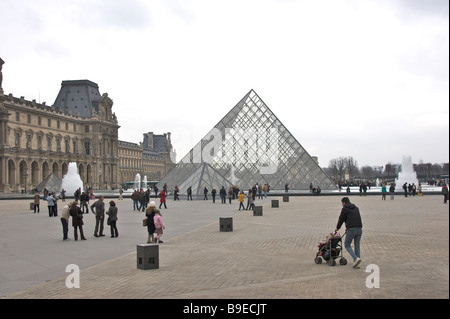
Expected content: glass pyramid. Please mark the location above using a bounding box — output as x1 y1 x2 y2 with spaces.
157 89 337 195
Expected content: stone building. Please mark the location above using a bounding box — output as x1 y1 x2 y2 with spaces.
0 59 175 193
0 79 120 193
118 132 176 188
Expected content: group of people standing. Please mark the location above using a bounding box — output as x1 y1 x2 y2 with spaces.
57 196 119 241
145 201 165 244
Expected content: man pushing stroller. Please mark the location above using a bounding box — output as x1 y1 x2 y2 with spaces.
335 197 363 269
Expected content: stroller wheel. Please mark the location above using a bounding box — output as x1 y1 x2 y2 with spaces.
339 258 348 265
314 257 322 264
327 259 336 266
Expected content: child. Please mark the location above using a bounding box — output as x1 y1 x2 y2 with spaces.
153 210 165 243
238 191 245 210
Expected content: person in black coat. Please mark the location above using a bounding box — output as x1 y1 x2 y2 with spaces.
146 201 157 243
69 201 86 241
335 197 363 268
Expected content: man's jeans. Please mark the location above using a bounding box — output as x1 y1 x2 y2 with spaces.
345 227 362 261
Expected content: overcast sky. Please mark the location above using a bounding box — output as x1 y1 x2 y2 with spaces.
1 0 448 168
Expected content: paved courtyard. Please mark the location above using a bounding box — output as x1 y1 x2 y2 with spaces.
0 193 448 299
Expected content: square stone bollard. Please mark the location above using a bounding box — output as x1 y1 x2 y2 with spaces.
137 244 159 270
283 194 289 202
253 206 263 216
272 199 279 208
220 217 233 232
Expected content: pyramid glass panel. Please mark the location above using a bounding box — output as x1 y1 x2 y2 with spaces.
157 90 337 195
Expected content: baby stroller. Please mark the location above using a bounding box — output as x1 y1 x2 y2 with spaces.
314 231 347 266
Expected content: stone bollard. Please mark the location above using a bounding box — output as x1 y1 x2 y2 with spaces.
137 244 159 270
219 217 233 232
271 199 279 208
253 206 263 216
283 194 289 202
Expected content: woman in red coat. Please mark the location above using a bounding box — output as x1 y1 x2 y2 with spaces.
159 189 167 209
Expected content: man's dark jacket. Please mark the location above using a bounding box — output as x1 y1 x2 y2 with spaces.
336 203 363 230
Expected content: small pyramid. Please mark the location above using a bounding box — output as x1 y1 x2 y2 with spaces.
158 90 336 193
36 173 62 194
176 162 232 196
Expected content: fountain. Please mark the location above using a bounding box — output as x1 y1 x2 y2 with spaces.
143 175 148 189
60 162 84 195
230 165 238 185
134 173 141 190
395 156 419 188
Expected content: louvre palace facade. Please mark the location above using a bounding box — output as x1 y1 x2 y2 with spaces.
0 58 175 193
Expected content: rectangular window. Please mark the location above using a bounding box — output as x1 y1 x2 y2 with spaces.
84 142 90 155
85 125 90 133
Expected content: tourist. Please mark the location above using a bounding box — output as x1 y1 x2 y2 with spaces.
74 187 81 202
238 191 245 210
131 190 139 211
52 193 59 216
146 201 157 243
33 190 40 213
335 197 363 268
211 187 216 203
412 183 416 197
203 187 208 200
91 195 105 237
418 183 423 196
70 201 86 241
442 184 448 204
246 190 255 211
187 186 193 201
389 183 395 200
174 185 180 201
403 182 408 197
60 189 66 202
60 201 72 240
263 184 268 198
154 209 165 243
118 188 123 200
381 183 387 200
47 192 57 217
80 191 89 214
228 187 233 204
106 200 119 238
159 189 167 209
138 189 146 212
220 186 226 204
285 183 289 193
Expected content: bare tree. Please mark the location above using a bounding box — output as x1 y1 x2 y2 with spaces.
345 156 358 180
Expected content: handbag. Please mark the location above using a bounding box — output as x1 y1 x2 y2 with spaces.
142 218 148 227
77 213 83 219
107 218 111 226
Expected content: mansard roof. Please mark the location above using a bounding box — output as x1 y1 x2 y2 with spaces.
53 80 103 118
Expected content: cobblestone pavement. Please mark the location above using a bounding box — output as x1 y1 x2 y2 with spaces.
3 194 449 299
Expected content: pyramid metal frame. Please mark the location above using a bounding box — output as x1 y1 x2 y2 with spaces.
157 89 336 195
